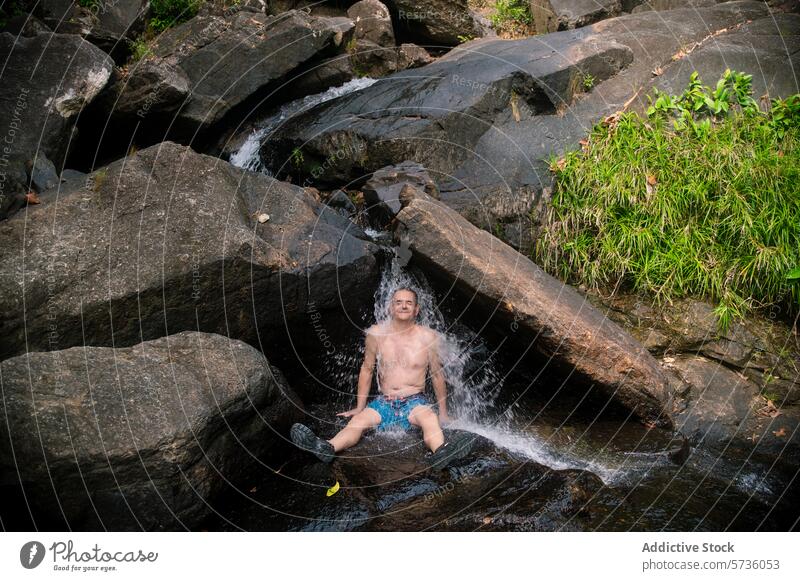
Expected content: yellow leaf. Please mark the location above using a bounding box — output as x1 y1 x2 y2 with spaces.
326 481 340 497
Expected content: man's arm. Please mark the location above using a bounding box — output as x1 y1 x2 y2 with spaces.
338 330 377 417
429 332 451 423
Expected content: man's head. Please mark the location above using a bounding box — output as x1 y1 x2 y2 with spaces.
390 287 419 322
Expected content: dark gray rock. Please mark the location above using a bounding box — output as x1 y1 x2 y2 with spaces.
328 189 357 214
229 424 611 531
258 2 789 251
26 154 58 193
0 141 381 361
0 331 302 530
386 0 486 45
103 58 191 120
0 32 114 220
631 0 720 13
530 0 625 34
140 10 353 137
363 161 439 225
348 0 395 46
36 0 150 62
393 186 673 425
3 14 52 37
396 42 433 69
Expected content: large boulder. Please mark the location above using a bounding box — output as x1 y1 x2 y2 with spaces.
210 423 612 531
384 0 486 46
348 0 395 46
104 10 353 142
0 141 382 361
530 0 625 34
258 2 790 250
392 187 673 425
35 0 151 62
0 332 302 530
0 32 114 219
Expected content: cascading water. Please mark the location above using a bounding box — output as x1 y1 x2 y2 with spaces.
229 77 378 173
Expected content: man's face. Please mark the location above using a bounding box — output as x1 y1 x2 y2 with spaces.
391 290 419 322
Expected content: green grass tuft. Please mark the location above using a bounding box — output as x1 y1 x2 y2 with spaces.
535 70 800 331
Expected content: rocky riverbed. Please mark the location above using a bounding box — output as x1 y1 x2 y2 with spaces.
1 0 798 531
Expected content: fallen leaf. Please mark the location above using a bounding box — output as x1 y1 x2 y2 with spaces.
25 191 40 205
326 481 341 497
483 516 492 525
249 486 257 493
773 427 787 437
652 67 663 77
647 174 657 186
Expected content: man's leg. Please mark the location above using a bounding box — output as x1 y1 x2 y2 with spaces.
408 406 444 452
329 408 381 452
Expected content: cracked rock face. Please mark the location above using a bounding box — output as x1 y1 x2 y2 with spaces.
0 331 302 530
0 32 114 219
0 142 381 361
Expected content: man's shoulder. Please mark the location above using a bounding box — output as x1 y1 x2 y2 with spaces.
416 325 439 341
364 323 388 337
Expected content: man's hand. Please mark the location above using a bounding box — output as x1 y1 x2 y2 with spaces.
337 408 364 418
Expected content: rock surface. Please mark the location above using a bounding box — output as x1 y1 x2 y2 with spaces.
35 0 150 62
0 32 114 219
213 427 611 531
120 10 352 139
258 2 793 250
0 141 381 361
392 187 673 425
385 0 486 45
0 332 302 530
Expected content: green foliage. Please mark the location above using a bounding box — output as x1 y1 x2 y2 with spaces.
535 70 800 331
491 0 532 27
290 148 304 169
128 38 152 62
583 74 596 90
458 34 476 43
149 0 202 33
77 0 103 9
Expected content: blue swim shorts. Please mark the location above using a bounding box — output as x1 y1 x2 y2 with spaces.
367 394 430 431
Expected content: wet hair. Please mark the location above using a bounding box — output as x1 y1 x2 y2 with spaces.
392 287 418 305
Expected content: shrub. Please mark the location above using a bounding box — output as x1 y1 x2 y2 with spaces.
149 0 203 33
535 70 800 331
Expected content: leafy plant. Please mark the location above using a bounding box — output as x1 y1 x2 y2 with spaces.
536 70 800 331
491 0 532 27
128 38 152 62
149 0 202 33
583 74 596 90
290 148 304 169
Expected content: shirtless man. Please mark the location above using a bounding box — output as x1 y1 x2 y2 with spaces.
290 288 473 469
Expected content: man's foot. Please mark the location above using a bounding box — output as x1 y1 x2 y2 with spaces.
290 423 336 463
426 432 475 470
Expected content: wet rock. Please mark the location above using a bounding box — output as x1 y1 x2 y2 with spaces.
284 56 356 99
250 426 608 531
0 32 114 220
363 161 440 226
393 187 673 426
0 141 381 361
396 43 434 69
593 295 800 407
348 0 395 47
260 2 787 250
262 30 633 189
385 0 486 46
0 332 302 530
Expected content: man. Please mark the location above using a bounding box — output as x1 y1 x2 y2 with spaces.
290 287 473 469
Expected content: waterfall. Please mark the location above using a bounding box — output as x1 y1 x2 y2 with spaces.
229 77 378 173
